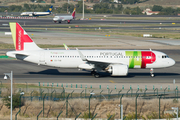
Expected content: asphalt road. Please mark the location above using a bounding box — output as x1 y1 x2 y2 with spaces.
0 18 180 26
1 18 180 34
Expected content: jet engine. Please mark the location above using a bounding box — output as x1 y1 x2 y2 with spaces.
107 64 128 76
29 13 34 16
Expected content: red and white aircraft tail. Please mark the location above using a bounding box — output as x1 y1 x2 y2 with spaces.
72 8 76 19
9 22 42 51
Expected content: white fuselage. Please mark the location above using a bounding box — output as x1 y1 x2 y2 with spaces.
53 16 73 22
6 49 175 69
21 12 51 16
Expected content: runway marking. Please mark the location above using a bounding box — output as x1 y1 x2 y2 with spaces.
109 80 115 83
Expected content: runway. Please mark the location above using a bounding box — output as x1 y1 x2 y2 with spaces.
0 18 180 26
1 18 180 35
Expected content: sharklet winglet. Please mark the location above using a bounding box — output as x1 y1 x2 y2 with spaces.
76 48 87 61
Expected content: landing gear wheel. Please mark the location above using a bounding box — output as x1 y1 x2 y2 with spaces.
150 68 154 77
151 73 154 77
94 73 100 78
91 71 96 76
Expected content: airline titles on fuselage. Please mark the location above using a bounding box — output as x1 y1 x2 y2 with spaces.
100 52 123 56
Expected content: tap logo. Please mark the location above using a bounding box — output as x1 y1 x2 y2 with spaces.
17 30 21 50
15 23 33 51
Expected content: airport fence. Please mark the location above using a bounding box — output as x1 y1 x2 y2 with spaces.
0 82 180 101
0 82 180 120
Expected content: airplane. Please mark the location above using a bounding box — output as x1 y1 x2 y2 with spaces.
7 22 175 78
53 8 76 24
20 6 53 17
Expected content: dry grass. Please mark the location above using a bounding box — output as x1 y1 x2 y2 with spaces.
0 98 179 119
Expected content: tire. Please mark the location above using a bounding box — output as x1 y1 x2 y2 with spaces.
94 73 100 78
151 73 154 77
91 71 96 76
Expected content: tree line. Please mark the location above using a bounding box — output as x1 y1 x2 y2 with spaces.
0 3 180 15
152 5 180 15
0 3 141 15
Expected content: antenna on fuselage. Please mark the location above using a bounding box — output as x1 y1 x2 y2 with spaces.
149 48 152 51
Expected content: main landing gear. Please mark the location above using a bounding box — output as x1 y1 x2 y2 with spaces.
150 68 154 77
91 70 100 78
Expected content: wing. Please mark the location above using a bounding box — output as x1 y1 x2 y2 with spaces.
76 48 123 70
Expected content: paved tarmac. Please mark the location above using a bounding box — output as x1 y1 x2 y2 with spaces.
0 18 180 26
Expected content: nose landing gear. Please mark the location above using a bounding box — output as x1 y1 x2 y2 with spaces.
150 68 154 77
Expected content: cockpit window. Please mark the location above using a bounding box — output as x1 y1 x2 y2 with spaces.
162 55 169 58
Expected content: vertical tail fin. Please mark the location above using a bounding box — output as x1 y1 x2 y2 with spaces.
9 22 42 51
72 8 76 19
46 6 53 12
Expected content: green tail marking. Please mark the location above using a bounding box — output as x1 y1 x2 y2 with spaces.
126 51 141 68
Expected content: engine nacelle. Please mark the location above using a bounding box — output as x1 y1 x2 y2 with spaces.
78 64 94 70
108 64 128 76
29 13 34 16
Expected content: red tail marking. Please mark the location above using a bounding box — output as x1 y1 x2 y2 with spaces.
72 10 75 19
16 23 33 51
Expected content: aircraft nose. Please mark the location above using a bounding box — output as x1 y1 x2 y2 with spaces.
53 18 57 20
168 58 175 66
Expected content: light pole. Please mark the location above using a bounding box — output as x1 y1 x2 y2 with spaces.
4 71 13 120
82 0 84 19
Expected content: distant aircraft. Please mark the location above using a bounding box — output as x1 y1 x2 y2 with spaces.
53 8 76 24
20 6 53 17
7 22 175 78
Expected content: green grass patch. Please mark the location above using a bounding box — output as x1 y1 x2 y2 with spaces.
0 43 14 49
